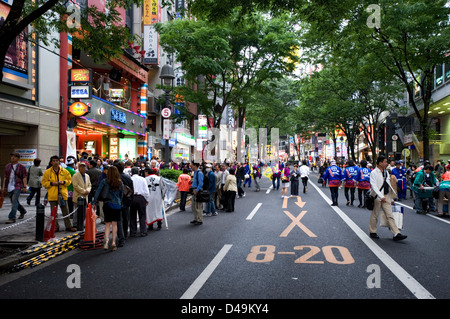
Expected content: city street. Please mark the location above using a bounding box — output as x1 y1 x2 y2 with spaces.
1 172 449 303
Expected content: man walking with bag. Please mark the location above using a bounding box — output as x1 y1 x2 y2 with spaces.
3 152 28 224
369 155 407 241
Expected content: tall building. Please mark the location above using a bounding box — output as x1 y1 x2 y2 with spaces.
1 0 60 172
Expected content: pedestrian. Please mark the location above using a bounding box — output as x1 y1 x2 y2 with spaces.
236 163 245 198
26 158 43 206
92 165 123 251
343 160 358 206
299 160 310 194
356 160 371 208
203 163 217 216
144 168 166 230
2 152 28 224
130 167 150 236
322 160 343 206
243 162 252 188
290 164 300 196
437 164 450 217
252 162 261 192
71 162 91 228
224 168 237 212
113 161 133 246
271 164 281 190
411 164 438 214
41 155 76 232
369 155 407 241
280 165 290 198
86 160 102 203
64 158 77 214
391 161 407 201
190 162 204 225
213 164 223 210
176 168 191 211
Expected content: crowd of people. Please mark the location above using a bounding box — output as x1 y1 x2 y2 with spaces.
318 157 450 216
2 150 449 247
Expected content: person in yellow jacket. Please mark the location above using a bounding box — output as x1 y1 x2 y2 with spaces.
42 155 76 232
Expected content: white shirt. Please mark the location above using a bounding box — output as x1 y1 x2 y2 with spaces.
370 167 396 200
8 164 17 192
131 174 150 202
299 165 310 178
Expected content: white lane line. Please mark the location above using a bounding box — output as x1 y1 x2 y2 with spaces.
266 185 273 194
180 244 233 299
395 202 450 225
310 181 435 299
246 203 262 220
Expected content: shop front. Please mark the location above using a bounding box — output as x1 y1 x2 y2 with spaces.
68 96 146 161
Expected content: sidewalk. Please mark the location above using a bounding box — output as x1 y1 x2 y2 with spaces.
0 193 189 273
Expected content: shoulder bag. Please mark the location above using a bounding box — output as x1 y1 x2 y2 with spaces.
365 172 387 210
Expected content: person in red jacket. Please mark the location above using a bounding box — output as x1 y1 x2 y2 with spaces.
177 168 192 211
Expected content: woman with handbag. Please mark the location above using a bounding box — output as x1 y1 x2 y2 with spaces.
92 165 124 251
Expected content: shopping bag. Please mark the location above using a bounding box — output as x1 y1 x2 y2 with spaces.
380 204 404 229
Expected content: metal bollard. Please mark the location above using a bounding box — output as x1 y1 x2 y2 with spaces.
77 197 86 231
35 203 45 241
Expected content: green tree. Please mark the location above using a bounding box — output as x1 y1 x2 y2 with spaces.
190 0 450 161
154 11 299 128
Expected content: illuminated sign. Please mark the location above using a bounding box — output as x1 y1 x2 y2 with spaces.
69 69 92 83
69 85 92 99
69 102 90 116
111 109 127 124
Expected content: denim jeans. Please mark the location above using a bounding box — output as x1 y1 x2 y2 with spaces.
272 177 280 190
8 189 26 220
204 192 216 214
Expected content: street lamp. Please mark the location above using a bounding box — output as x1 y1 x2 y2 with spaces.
159 64 175 164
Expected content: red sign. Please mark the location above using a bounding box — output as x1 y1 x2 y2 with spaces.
69 69 92 83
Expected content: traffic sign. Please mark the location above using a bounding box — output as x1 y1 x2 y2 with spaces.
161 107 172 118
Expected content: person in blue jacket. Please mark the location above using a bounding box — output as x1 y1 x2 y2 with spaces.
243 162 252 188
322 160 343 206
342 160 359 206
391 161 407 201
356 160 372 208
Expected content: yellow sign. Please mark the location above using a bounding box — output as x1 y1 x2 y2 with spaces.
144 0 158 25
69 102 89 116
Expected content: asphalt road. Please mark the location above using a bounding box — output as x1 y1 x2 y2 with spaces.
0 171 449 305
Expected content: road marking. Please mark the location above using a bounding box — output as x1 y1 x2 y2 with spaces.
266 185 273 194
280 210 317 238
282 196 306 209
180 244 233 299
396 202 450 225
310 180 435 299
246 203 262 220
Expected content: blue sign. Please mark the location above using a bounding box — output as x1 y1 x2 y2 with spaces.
111 109 127 124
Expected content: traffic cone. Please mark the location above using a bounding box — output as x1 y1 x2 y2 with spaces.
79 203 102 250
83 203 97 242
44 206 57 242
